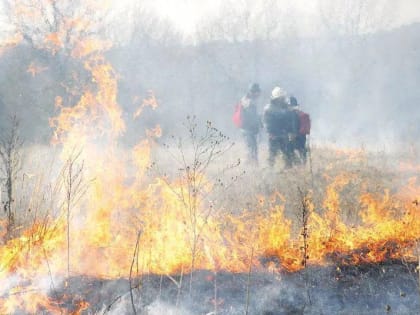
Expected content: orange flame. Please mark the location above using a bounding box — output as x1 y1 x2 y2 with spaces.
27 62 48 76
0 33 23 56
134 90 159 119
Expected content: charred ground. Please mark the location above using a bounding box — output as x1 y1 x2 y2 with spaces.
24 261 418 315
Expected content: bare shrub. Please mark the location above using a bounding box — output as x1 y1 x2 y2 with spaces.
0 115 24 239
150 116 238 292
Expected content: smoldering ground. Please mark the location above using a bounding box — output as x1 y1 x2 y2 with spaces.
38 264 418 315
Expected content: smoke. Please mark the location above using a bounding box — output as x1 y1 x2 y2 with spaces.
0 1 419 156
68 267 420 314
102 295 195 315
145 300 193 315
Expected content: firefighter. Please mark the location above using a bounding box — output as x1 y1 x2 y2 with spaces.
289 96 311 164
236 83 262 164
263 87 299 168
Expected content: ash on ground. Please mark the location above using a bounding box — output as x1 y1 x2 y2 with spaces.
54 261 420 315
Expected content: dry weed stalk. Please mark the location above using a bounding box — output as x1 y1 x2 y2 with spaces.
298 188 310 268
0 115 24 239
129 230 142 315
213 270 218 315
151 116 236 293
165 267 184 311
298 187 312 306
62 149 87 278
42 246 62 314
416 240 420 297
245 246 254 315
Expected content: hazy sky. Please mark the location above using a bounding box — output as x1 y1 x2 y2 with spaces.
145 0 420 35
2 1 420 40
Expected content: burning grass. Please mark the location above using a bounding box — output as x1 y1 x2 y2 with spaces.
0 139 419 314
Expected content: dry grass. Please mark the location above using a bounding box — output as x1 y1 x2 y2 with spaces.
0 138 419 314
3 139 418 248
151 139 419 239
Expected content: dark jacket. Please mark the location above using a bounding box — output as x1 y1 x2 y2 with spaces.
263 98 299 138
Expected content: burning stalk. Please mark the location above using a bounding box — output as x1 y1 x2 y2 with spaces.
152 116 235 292
42 246 62 314
62 149 86 278
298 187 312 306
298 188 310 268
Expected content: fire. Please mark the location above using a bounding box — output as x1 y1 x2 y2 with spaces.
0 33 23 56
307 177 420 266
0 2 419 313
49 54 125 154
27 62 48 76
44 32 63 52
0 289 62 314
323 172 355 228
146 125 162 139
1 34 420 306
71 300 90 315
71 38 112 59
2 94 420 313
134 90 159 119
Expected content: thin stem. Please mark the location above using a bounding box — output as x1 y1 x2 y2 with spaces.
129 230 142 315
245 247 254 315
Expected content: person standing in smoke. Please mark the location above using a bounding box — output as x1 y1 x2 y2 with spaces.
263 87 299 168
235 83 262 164
289 96 311 164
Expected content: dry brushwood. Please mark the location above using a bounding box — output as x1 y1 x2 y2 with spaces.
150 116 237 293
62 149 88 278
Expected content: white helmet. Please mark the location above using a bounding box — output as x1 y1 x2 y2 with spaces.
271 86 287 100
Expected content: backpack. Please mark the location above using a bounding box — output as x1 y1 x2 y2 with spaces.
232 103 242 128
297 111 311 135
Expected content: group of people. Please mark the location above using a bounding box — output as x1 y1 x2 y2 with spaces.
233 83 311 168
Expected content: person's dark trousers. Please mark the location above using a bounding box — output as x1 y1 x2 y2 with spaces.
282 139 295 168
242 130 258 163
295 134 307 164
268 136 292 168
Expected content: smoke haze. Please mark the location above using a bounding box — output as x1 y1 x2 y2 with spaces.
0 1 419 154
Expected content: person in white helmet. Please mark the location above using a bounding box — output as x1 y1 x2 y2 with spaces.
263 87 299 168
